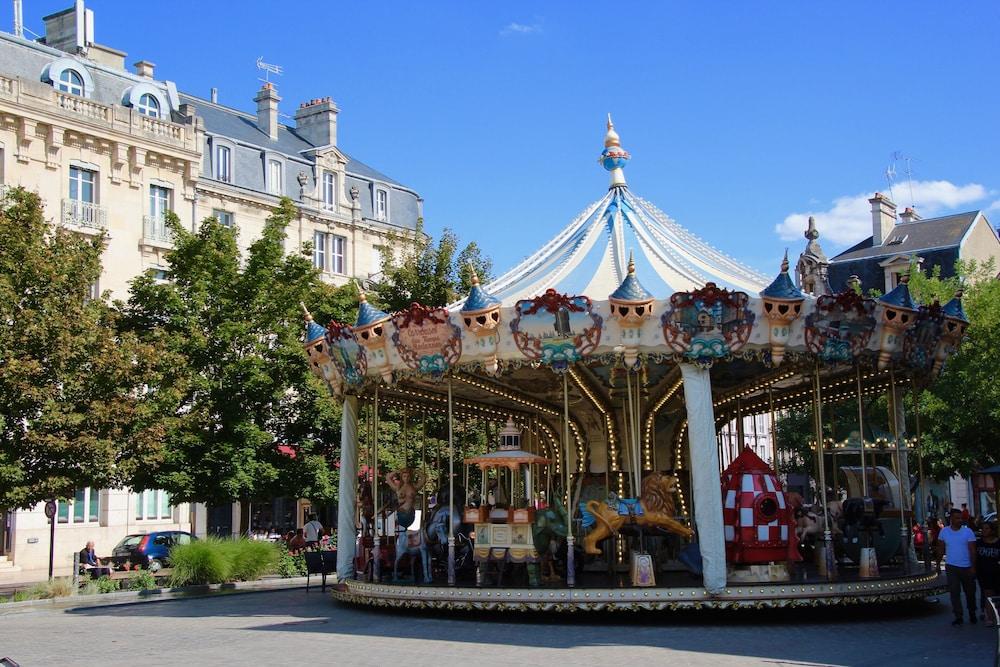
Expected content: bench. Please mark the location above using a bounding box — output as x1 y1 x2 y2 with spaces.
303 550 337 592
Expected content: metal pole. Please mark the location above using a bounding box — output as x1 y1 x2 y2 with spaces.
813 365 835 579
372 387 381 583
855 364 869 498
889 368 910 574
564 373 575 587
768 386 777 466
913 377 929 570
447 378 456 586
48 512 55 580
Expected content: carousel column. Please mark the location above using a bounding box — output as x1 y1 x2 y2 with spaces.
372 387 381 583
563 373 576 588
447 378 456 586
336 395 360 582
889 371 917 570
679 363 726 594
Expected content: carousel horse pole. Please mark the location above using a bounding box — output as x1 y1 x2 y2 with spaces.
447 377 456 586
372 386 381 583
563 373 576 587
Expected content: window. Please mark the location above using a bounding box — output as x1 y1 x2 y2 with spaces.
56 68 84 96
313 230 328 271
135 490 172 521
149 185 171 219
215 145 231 183
136 93 160 118
150 268 169 282
322 172 337 209
331 234 346 274
267 159 283 195
212 209 234 228
69 166 96 203
375 188 388 221
56 488 100 524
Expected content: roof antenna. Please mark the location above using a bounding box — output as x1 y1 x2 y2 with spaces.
889 150 917 210
884 155 897 204
13 0 23 38
256 57 284 84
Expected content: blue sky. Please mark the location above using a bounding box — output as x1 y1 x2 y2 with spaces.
6 2 998 276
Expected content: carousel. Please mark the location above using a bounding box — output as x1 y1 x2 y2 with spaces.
300 118 963 611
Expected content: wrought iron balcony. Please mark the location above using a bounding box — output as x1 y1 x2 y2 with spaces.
61 199 107 231
142 215 172 246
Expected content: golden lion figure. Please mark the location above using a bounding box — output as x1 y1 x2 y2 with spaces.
583 472 694 556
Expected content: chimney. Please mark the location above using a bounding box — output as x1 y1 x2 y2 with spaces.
899 207 921 224
133 60 154 78
210 87 218 104
869 192 897 245
254 82 281 141
294 97 339 147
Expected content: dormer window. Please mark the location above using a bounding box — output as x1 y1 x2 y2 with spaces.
885 234 908 246
215 144 231 182
57 69 85 96
375 188 388 221
136 93 160 118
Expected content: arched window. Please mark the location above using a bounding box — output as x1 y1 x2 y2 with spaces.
57 69 84 96
136 93 160 118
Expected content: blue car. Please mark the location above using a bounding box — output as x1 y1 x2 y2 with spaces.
111 531 194 571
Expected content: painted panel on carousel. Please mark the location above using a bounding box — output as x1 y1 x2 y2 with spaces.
510 289 603 370
325 320 368 387
803 287 877 363
903 302 944 371
661 282 754 365
390 303 463 375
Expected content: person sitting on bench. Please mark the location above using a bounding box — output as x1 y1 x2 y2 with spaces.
80 541 110 577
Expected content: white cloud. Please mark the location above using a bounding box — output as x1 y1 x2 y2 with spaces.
775 180 990 246
500 21 542 36
988 200 1000 212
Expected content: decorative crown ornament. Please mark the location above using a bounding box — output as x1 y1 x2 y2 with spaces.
460 268 503 376
876 273 919 370
353 287 394 383
608 252 654 369
759 251 805 366
933 289 969 374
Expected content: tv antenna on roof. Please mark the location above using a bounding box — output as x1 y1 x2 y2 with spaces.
256 57 283 83
888 150 917 209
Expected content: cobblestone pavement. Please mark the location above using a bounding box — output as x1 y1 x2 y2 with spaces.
0 589 993 666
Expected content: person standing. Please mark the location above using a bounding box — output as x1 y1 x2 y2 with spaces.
939 508 978 625
976 522 1000 627
303 513 324 548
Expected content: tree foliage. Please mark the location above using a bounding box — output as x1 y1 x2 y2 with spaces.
120 200 347 512
0 189 165 509
370 219 493 310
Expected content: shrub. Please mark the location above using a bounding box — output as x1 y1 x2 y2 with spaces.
79 580 101 596
219 539 279 582
128 569 158 591
169 538 230 586
94 575 119 594
27 577 75 599
277 543 307 578
12 590 31 602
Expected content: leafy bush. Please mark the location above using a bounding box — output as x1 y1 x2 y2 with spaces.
27 577 74 599
12 590 31 602
277 544 307 578
79 580 101 596
128 569 158 591
94 575 119 594
169 537 279 586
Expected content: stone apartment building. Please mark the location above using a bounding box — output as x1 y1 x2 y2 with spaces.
0 1 422 580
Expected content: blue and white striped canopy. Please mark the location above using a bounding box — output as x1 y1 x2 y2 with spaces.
457 186 769 309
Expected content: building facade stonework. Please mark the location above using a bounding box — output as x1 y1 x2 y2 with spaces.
0 2 422 579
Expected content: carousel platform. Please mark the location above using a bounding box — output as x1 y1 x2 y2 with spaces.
331 569 944 612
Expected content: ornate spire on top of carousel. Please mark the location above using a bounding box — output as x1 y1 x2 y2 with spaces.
876 272 919 369
460 266 503 375
601 113 630 189
609 251 655 368
759 251 806 365
301 302 327 344
796 216 830 296
353 285 394 382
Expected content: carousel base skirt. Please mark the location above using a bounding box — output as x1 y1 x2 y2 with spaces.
332 571 944 612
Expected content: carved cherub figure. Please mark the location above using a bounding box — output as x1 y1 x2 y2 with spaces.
385 467 426 529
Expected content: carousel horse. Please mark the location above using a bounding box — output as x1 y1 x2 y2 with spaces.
581 472 694 556
425 484 473 571
391 514 431 583
531 497 569 582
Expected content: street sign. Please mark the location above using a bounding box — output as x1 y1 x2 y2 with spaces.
43 500 56 520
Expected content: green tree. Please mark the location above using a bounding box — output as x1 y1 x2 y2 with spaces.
910 258 999 477
120 200 347 527
370 220 493 310
0 189 165 509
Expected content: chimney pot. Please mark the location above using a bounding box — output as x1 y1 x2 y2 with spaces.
294 95 339 147
133 59 155 78
254 83 281 141
868 192 897 245
899 207 921 224
210 87 218 104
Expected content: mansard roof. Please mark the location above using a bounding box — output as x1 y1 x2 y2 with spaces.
830 211 981 263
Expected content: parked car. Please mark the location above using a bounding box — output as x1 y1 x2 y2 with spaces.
111 531 194 571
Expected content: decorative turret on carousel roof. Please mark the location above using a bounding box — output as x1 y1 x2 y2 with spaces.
934 289 969 373
759 251 805 366
301 302 330 368
446 116 768 310
876 273 919 369
460 267 503 375
609 251 655 368
353 287 394 382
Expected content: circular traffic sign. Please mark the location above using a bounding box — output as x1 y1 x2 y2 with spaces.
43 500 57 519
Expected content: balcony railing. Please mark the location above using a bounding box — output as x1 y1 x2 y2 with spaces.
142 215 172 245
61 199 107 231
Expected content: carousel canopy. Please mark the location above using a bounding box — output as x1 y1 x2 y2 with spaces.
451 116 769 310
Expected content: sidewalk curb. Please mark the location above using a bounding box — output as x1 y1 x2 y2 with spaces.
0 576 322 615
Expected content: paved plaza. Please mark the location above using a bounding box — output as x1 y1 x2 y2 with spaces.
0 588 994 666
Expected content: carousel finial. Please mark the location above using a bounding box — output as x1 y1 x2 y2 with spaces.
468 262 480 286
601 114 630 189
627 250 635 275
780 249 789 274
300 301 313 322
805 216 819 241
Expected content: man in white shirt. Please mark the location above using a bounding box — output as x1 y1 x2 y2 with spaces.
939 508 978 625
303 514 324 548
